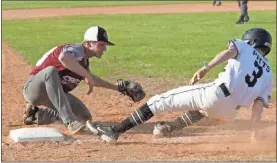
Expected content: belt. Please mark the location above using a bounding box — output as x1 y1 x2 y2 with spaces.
219 83 231 97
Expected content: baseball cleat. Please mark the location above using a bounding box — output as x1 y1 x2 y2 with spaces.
244 16 250 23
236 19 245 24
212 1 216 6
86 121 119 143
216 2 222 6
85 121 100 135
67 120 86 135
23 103 39 125
153 121 172 137
236 16 250 24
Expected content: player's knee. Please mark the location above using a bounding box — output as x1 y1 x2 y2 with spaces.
146 94 166 114
84 114 92 121
75 111 92 121
23 94 40 106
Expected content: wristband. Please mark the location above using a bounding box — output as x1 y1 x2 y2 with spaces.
203 62 210 71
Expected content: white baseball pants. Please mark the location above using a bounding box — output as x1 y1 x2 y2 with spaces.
147 82 238 119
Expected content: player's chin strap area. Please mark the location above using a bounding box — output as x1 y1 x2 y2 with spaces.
242 40 250 44
251 43 257 48
243 40 256 48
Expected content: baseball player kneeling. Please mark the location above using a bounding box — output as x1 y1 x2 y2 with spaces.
86 28 273 143
22 26 145 134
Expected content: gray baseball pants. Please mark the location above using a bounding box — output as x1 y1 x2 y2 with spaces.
238 0 248 19
22 66 92 125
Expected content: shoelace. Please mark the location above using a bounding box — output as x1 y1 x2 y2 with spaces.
70 121 78 125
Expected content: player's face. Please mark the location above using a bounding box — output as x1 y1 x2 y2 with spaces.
85 42 107 58
94 42 107 58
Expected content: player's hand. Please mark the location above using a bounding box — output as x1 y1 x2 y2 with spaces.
84 77 94 95
189 67 208 85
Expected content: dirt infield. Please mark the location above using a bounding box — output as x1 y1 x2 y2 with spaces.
2 2 276 161
2 1 276 20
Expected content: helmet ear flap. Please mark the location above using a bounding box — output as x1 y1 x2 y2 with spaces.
250 39 257 47
246 39 257 47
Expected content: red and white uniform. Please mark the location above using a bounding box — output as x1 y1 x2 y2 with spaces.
30 44 89 93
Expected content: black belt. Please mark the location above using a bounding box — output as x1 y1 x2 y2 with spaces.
219 83 231 97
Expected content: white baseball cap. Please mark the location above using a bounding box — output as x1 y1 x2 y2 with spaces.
84 26 115 45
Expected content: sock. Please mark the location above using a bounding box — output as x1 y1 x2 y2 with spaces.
112 103 154 133
167 110 205 131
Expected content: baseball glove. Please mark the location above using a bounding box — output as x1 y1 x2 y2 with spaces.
117 79 146 102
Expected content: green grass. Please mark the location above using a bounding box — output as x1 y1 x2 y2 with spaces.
2 11 276 96
1 1 207 10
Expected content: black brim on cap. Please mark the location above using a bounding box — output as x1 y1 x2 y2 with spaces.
105 41 115 46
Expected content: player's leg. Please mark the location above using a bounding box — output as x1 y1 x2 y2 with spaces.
23 103 40 125
242 0 249 22
23 75 60 125
236 0 244 24
23 96 91 134
66 93 92 121
153 110 207 137
212 0 216 6
24 93 92 125
236 0 249 24
237 0 241 7
216 0 222 6
23 94 92 130
32 104 62 125
86 103 154 143
22 66 85 134
86 83 217 143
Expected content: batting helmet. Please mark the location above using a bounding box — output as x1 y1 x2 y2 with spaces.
242 28 272 55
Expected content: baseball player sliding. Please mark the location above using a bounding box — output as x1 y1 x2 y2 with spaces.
22 26 145 134
86 28 273 143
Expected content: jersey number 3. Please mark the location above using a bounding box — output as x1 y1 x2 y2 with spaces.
245 60 263 87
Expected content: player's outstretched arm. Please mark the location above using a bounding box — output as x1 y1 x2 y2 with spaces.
58 52 118 94
207 44 237 69
190 45 237 85
87 73 118 91
86 73 146 103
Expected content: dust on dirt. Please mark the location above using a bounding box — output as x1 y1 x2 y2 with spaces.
2 2 276 161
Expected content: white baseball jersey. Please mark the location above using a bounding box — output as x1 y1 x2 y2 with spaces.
147 39 273 119
215 39 273 108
